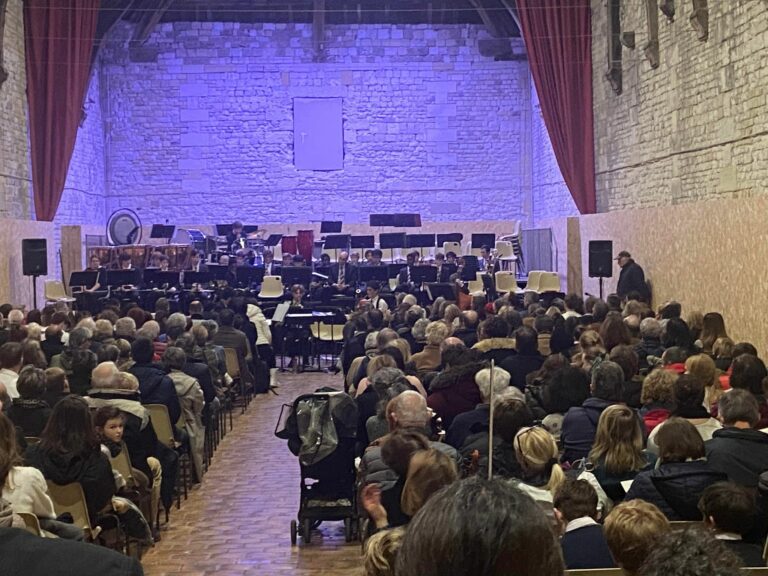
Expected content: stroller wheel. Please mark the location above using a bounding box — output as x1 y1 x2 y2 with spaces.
290 520 297 546
302 518 312 544
344 518 353 543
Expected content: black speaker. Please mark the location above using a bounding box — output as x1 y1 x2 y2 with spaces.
22 239 48 276
588 240 613 278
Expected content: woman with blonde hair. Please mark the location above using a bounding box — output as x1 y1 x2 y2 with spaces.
588 405 655 501
639 368 677 434
712 336 735 372
354 354 398 398
512 426 611 520
400 448 458 516
364 527 407 576
685 354 723 411
571 330 606 373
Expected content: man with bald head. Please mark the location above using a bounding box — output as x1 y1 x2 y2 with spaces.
453 310 479 348
361 390 459 488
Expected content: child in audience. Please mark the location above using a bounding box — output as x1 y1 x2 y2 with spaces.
553 478 615 569
604 500 670 576
93 406 128 491
363 526 406 576
699 482 766 567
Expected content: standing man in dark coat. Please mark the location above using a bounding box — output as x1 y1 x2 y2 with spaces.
615 251 649 302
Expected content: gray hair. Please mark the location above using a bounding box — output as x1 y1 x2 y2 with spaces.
201 319 218 338
640 317 662 340
94 319 114 340
371 367 408 395
426 321 451 346
390 390 429 429
137 320 160 341
68 327 92 349
166 313 188 340
163 346 187 371
591 360 625 402
114 317 136 339
7 309 24 325
475 367 511 402
412 318 430 342
719 389 760 427
91 361 119 389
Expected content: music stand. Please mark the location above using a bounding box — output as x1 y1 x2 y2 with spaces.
380 233 406 263
437 233 463 246
461 255 479 281
215 224 231 236
406 233 436 259
320 221 342 234
236 266 264 288
69 271 98 292
471 233 496 250
150 225 176 245
425 283 456 302
323 234 351 261
103 269 141 288
358 266 389 284
387 263 403 279
440 263 458 281
206 264 229 282
242 225 259 234
281 266 312 289
411 265 438 284
265 234 283 247
147 270 180 288
351 235 375 250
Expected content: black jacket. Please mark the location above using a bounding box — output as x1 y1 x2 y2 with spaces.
616 259 649 300
183 359 217 405
0 527 144 576
499 352 545 392
445 404 489 449
561 398 617 463
705 427 768 487
8 400 51 437
561 524 616 570
129 363 181 424
329 262 358 286
625 460 728 520
40 335 65 365
25 444 115 523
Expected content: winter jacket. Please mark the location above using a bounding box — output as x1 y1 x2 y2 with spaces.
561 523 616 570
50 349 98 396
635 337 664 370
625 460 727 520
427 362 484 429
445 404 489 449
8 400 51 437
616 259 649 300
560 398 618 464
128 362 181 425
25 444 115 523
706 427 768 487
459 433 522 479
472 337 518 366
589 452 657 502
168 370 205 482
182 358 217 405
499 352 545 391
410 344 442 375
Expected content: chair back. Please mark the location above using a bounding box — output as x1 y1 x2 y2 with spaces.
538 272 561 293
44 280 69 301
224 347 242 379
46 481 100 540
495 241 514 259
145 403 176 449
310 322 345 341
17 512 42 536
109 442 137 489
524 270 543 292
467 272 484 295
259 276 284 298
494 271 517 293
272 244 283 260
442 241 461 256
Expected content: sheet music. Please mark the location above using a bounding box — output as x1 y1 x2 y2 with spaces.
272 301 291 323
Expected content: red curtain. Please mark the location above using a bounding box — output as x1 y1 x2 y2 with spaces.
517 0 596 214
24 0 100 222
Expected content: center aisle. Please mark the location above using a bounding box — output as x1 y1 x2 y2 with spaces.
141 373 362 576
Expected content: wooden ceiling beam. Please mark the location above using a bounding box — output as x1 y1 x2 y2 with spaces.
130 0 174 47
468 0 503 37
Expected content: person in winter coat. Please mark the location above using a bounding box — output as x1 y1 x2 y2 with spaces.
8 367 51 437
625 418 727 520
561 361 625 464
163 347 205 483
472 316 518 366
410 321 449 377
445 367 511 449
638 368 677 435
706 389 768 488
49 327 97 396
634 318 665 371
25 395 115 523
427 348 483 430
499 326 545 392
615 251 649 302
128 337 181 425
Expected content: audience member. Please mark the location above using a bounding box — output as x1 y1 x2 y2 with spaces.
604 500 670 576
498 325 545 391
638 526 743 576
445 367 509 449
8 367 51 437
0 342 23 398
128 338 181 425
638 368 676 434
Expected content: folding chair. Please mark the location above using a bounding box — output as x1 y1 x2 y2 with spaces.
145 404 191 510
46 481 104 542
224 347 253 412
17 512 42 537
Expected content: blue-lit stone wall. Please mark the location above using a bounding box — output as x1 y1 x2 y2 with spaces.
100 22 542 225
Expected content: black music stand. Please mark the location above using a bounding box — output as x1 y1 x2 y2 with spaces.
242 225 259 234
425 283 456 302
143 270 180 288
406 233 436 259
411 265 438 284
215 224 231 236
206 264 229 282
323 234 351 261
183 271 213 287
236 266 265 288
69 271 98 292
103 269 142 288
380 233 406 263
351 235 375 250
461 256 479 281
436 233 463 246
265 234 283 248
150 225 176 245
471 233 496 250
358 266 389 284
320 221 342 234
387 263 402 279
281 266 312 289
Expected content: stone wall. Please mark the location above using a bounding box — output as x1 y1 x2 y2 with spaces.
100 23 534 225
592 1 768 211
0 0 31 219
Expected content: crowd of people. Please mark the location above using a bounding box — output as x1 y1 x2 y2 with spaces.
0 293 270 575
343 290 768 575
1 279 767 575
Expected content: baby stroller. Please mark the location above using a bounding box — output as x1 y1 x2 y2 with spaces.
275 389 359 545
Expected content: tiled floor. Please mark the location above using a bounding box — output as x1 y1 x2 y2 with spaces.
141 372 362 576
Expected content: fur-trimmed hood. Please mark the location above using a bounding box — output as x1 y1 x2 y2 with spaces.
472 338 517 353
430 361 485 392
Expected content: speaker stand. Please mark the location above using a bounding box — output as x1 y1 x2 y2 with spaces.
599 276 605 301
31 275 39 310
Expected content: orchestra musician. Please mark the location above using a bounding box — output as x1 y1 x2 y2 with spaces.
226 220 246 252
369 249 384 266
262 250 279 276
397 251 420 287
85 255 105 292
478 245 492 271
349 252 361 266
186 249 208 273
157 254 170 272
281 253 294 269
364 281 389 312
118 253 134 270
329 251 357 296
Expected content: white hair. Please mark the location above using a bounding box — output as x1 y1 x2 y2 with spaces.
475 367 511 402
91 361 120 389
391 390 429 428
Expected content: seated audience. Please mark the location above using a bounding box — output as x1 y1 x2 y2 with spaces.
363 526 406 576
609 344 643 407
604 500 671 576
42 367 69 409
427 345 483 429
395 476 564 576
498 325 545 391
699 482 765 567
554 478 616 569
639 368 677 434
0 342 23 398
128 337 181 425
635 317 664 370
588 404 656 502
409 321 449 376
8 367 51 437
627 417 727 520
526 365 590 440
725 353 768 428
472 315 517 365
685 354 724 413
511 426 611 519
638 526 744 576
561 361 625 463
706 389 768 487
445 367 510 449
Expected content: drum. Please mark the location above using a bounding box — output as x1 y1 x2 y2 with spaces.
281 235 298 257
297 230 314 263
